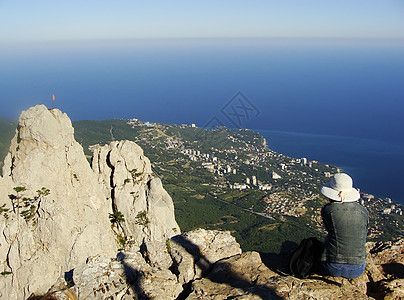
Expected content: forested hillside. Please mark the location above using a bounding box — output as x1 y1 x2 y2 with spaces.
0 118 16 174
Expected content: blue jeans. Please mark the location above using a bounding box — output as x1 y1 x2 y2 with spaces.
321 262 366 279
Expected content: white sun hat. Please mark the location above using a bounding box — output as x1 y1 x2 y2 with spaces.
321 173 360 202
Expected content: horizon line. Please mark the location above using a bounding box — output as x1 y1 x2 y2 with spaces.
2 36 404 46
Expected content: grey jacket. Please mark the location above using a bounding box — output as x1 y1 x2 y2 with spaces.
321 201 369 264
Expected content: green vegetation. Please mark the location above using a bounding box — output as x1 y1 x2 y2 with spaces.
109 210 125 225
20 202 36 222
167 184 324 253
73 119 141 157
73 173 79 181
11 186 26 220
109 210 131 250
166 239 172 254
6 187 50 225
0 204 10 219
135 210 150 228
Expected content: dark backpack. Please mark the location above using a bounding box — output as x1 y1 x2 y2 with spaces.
289 237 323 278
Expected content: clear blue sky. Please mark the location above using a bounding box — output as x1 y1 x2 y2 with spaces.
1 0 404 44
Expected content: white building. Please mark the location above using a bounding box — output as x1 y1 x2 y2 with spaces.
232 183 248 190
271 172 282 179
363 194 374 200
202 162 215 172
383 208 392 214
252 176 257 186
259 184 272 191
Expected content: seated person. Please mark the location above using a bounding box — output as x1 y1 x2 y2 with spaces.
320 173 368 279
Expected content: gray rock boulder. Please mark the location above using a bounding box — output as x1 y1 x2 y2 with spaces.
49 252 182 300
169 229 242 284
188 251 280 300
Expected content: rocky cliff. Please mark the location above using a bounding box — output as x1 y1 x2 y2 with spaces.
0 105 179 299
0 105 403 300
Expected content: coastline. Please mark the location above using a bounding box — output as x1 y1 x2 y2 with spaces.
256 128 404 205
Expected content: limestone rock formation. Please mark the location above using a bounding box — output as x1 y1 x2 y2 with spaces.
0 105 180 299
0 105 117 299
91 141 180 251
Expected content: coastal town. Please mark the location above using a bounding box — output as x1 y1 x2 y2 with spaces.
125 118 404 243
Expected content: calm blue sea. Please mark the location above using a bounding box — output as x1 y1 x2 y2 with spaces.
0 38 403 204
257 130 404 204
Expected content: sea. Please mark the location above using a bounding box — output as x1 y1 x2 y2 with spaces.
1 38 403 204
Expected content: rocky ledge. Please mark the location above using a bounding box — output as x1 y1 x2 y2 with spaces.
40 233 402 300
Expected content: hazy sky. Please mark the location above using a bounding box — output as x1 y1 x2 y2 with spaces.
1 0 404 44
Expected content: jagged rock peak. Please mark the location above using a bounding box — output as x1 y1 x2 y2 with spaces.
0 105 181 299
0 105 117 299
91 141 180 250
17 104 74 147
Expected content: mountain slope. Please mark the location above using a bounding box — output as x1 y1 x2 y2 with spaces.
0 117 17 174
